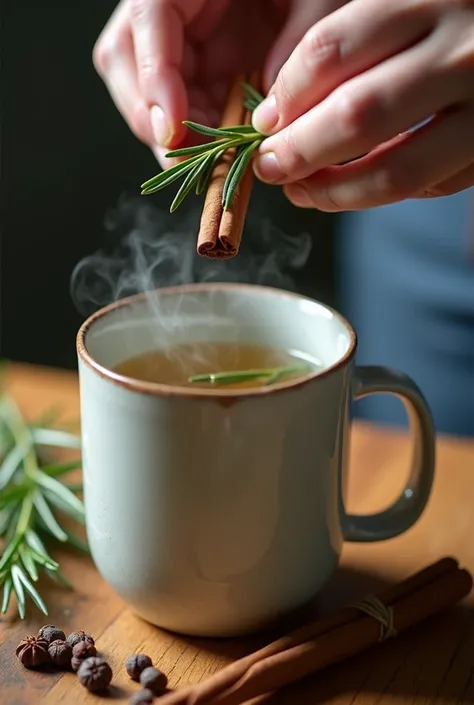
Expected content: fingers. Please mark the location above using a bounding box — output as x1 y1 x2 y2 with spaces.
129 0 189 146
283 108 474 211
253 0 434 135
263 0 340 92
253 37 467 186
93 5 154 146
94 0 199 149
417 163 474 198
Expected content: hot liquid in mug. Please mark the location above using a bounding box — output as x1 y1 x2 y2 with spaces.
77 283 435 637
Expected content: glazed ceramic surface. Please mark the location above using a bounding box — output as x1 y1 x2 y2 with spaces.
77 284 435 636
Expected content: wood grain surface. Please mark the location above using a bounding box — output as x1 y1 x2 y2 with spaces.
1 363 474 705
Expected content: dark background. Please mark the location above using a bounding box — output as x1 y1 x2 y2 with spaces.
1 0 337 371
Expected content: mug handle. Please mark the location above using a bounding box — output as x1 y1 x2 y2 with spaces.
343 365 436 542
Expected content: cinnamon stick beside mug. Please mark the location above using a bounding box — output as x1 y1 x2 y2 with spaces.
157 558 472 705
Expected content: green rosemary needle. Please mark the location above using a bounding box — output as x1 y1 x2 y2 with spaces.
188 364 313 386
140 82 265 212
0 368 86 618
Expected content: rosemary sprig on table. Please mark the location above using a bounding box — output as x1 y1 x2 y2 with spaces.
189 364 313 387
141 82 265 212
0 380 86 618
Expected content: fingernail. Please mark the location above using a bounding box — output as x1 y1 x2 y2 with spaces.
150 105 172 146
285 184 313 208
252 94 278 135
254 151 284 183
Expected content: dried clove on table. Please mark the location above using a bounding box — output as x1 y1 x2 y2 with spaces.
126 653 154 681
38 625 66 644
48 640 73 669
16 636 51 669
77 656 113 692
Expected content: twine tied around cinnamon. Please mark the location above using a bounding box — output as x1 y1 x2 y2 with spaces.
351 596 397 641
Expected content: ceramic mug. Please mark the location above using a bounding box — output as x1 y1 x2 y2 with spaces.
77 283 435 637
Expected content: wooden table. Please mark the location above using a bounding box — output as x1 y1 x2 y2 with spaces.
1 363 474 705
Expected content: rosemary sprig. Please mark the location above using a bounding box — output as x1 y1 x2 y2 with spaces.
0 374 86 618
188 364 313 387
141 82 265 212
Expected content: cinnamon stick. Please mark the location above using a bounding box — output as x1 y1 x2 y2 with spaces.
197 73 260 260
212 567 472 705
158 558 471 705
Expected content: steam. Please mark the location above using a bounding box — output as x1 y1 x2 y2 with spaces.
70 196 313 318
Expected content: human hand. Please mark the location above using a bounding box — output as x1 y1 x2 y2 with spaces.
93 0 346 168
252 0 474 211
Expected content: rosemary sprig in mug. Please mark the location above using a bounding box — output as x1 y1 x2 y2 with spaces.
140 82 265 212
189 364 313 387
0 374 86 618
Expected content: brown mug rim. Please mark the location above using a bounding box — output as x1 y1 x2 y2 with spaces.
76 283 357 399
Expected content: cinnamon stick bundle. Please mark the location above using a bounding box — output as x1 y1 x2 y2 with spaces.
197 73 260 260
159 558 472 705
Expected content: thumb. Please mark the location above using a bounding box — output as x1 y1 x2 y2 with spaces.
263 0 344 92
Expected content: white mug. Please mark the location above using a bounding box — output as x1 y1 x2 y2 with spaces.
77 283 435 637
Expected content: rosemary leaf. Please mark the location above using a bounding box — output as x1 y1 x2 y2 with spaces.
219 125 258 134
264 364 312 385
221 145 245 208
14 565 48 614
170 156 210 213
0 443 29 490
1 576 12 614
24 528 49 556
189 369 271 385
19 546 39 581
244 99 259 112
33 492 68 542
165 139 227 158
41 460 82 477
141 155 201 194
0 533 22 571
26 545 59 571
263 370 288 385
0 503 21 537
223 140 261 210
12 565 48 615
0 485 28 511
11 564 26 618
241 82 265 105
31 428 81 449
189 363 312 386
0 506 17 535
43 490 85 525
24 530 60 569
4 506 22 544
182 120 235 138
16 492 35 535
196 148 225 195
35 471 85 518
